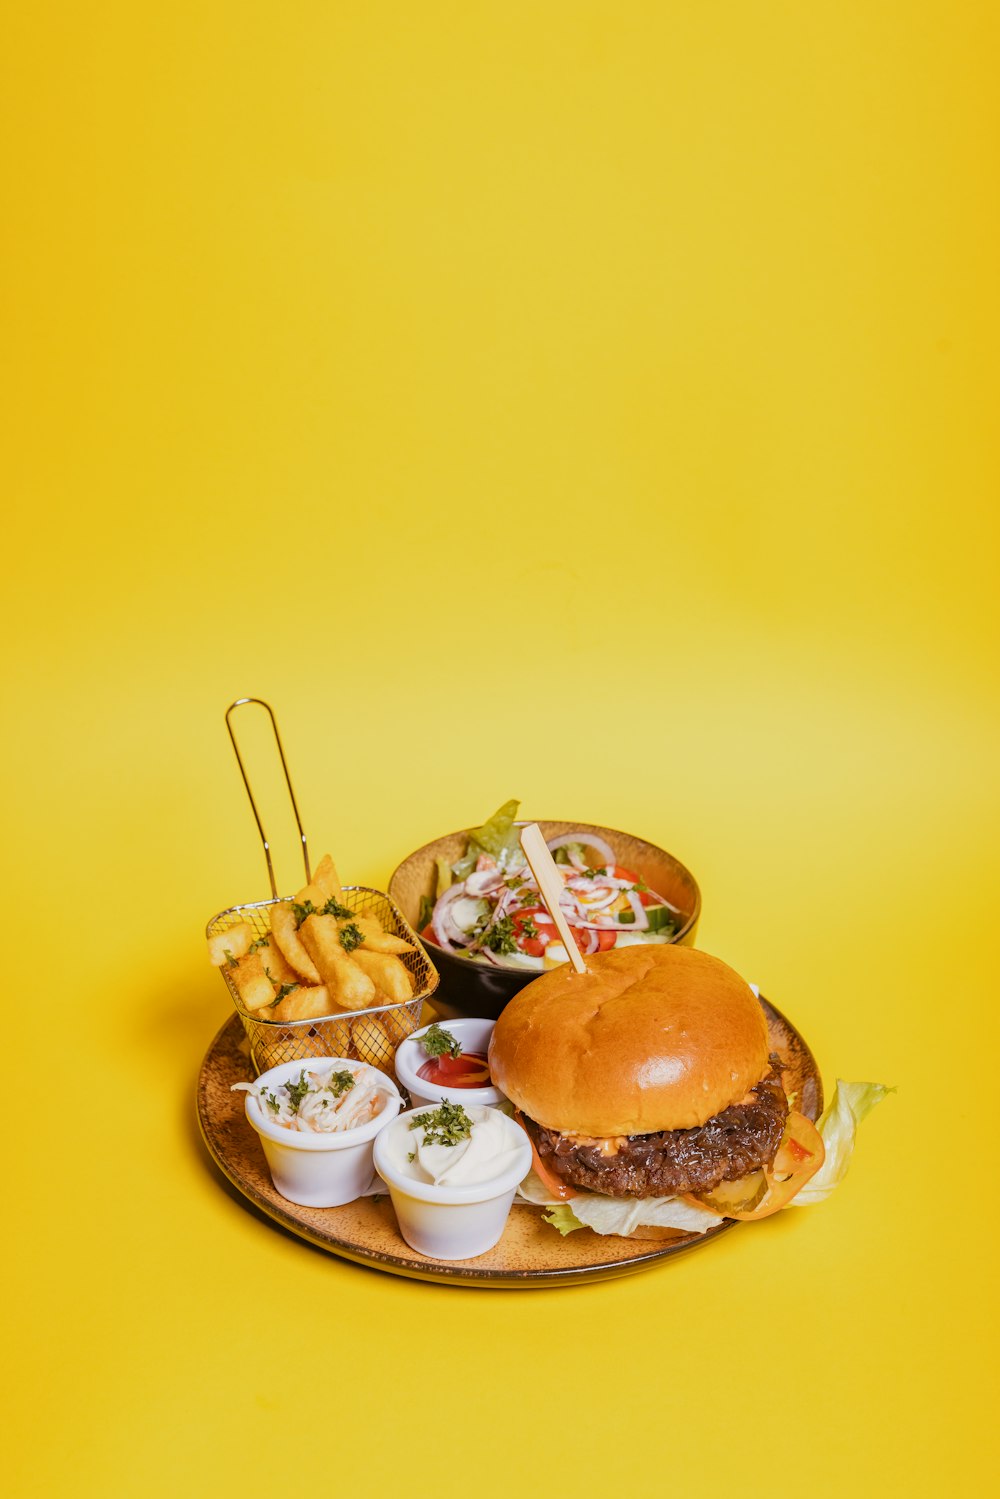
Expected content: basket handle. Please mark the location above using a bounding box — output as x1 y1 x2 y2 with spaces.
224 698 310 898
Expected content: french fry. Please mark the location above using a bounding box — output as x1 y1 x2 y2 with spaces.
351 1013 392 1068
254 935 298 988
381 1006 420 1045
312 854 343 902
269 902 321 983
299 913 376 1010
254 1028 333 1070
265 985 335 1024
352 915 414 955
207 922 254 967
293 880 328 910
350 949 413 1003
230 953 277 1012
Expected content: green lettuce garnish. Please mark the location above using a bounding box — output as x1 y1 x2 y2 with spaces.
452 799 521 879
788 1079 894 1207
542 1204 585 1236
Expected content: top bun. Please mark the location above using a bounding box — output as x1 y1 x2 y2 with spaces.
488 945 770 1136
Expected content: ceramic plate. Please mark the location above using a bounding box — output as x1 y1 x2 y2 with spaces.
196 1000 823 1287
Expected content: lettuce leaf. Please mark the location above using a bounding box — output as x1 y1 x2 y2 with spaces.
468 799 521 859
567 1192 722 1236
536 1188 722 1237
788 1079 894 1207
543 1205 585 1236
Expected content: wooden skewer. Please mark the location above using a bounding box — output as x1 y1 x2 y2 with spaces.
519 822 589 975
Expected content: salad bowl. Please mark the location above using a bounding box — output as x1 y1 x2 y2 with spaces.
389 819 701 1019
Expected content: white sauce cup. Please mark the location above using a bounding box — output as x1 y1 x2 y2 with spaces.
373 1105 531 1260
243 1057 401 1208
394 1017 504 1108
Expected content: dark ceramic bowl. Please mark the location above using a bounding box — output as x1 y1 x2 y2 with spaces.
389 820 701 1021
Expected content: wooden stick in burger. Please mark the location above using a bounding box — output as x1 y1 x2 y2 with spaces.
518 822 589 976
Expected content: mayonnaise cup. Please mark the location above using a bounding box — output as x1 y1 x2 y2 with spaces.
373 1103 531 1260
237 1057 401 1208
394 1017 504 1109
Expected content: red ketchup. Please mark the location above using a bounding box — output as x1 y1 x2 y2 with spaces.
416 1051 491 1089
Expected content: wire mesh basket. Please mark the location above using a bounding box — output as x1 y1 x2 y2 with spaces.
207 887 437 1077
206 699 438 1078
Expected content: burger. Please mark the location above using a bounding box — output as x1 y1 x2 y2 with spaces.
487 943 828 1237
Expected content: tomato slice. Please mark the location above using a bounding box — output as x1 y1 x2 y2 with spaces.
512 905 554 958
611 865 654 906
514 1111 577 1200
435 1052 489 1079
682 1112 825 1222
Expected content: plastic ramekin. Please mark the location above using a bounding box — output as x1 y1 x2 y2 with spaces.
394 1016 504 1109
242 1056 401 1208
373 1105 532 1260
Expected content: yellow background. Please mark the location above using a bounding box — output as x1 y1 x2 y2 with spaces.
2 3 997 1495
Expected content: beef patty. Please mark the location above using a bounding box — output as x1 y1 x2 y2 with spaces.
525 1057 789 1198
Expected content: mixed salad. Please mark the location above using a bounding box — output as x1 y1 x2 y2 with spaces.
418 801 684 972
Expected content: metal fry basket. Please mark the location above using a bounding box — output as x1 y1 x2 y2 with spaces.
206 699 438 1078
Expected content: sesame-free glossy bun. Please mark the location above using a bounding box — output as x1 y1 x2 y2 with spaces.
487 945 771 1137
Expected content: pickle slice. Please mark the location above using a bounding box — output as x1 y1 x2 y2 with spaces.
692 1171 769 1216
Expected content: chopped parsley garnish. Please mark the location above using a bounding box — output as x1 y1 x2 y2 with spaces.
284 1071 311 1112
480 914 519 955
263 1090 281 1114
338 922 364 953
421 1023 462 1060
586 867 607 880
506 875 525 892
518 917 540 941
518 890 539 906
409 1100 474 1147
328 1070 355 1098
630 879 649 894
407 1151 416 1163
292 899 316 928
224 949 239 969
323 896 354 920
248 935 270 953
265 978 301 1007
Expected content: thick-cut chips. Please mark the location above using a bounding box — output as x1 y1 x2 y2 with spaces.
207 922 254 967
351 1013 393 1068
255 936 298 987
265 984 333 1024
269 902 321 983
351 948 413 1003
229 952 278 1012
298 913 376 1010
210 852 425 1068
311 854 342 901
351 915 414 955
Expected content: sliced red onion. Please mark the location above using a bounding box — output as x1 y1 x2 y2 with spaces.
465 868 507 898
431 884 477 950
546 831 618 869
569 925 598 956
626 890 650 929
566 884 619 913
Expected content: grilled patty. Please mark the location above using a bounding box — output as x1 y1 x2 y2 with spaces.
526 1058 789 1198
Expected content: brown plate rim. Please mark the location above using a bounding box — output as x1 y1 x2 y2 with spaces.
196 997 822 1287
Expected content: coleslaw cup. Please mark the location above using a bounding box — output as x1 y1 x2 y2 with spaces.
373 1105 532 1260
242 1057 402 1208
394 1017 504 1109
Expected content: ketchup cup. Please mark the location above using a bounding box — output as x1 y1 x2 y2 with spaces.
394 1016 504 1109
